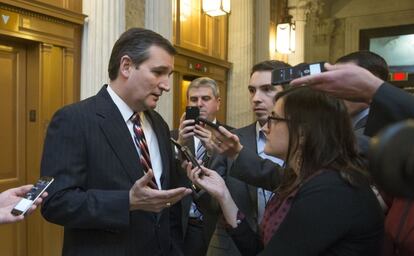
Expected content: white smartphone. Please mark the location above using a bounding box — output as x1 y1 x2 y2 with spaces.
11 176 54 216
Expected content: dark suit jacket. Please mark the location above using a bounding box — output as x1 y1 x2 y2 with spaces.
207 123 260 255
354 111 370 159
365 82 414 137
170 121 233 246
41 86 182 256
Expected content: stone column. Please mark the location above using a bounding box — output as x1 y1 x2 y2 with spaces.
227 0 255 127
81 0 125 99
287 0 308 65
125 0 145 29
255 0 271 63
145 0 174 126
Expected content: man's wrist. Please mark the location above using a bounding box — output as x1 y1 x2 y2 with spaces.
365 78 384 104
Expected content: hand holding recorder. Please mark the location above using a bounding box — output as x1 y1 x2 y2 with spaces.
289 63 383 102
170 138 205 198
1 179 50 224
196 118 243 160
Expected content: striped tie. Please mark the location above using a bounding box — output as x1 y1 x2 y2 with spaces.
196 142 210 166
131 113 158 189
190 141 206 221
195 142 206 161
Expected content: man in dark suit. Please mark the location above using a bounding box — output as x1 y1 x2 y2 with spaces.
206 60 290 256
335 51 390 156
171 77 232 256
40 28 191 256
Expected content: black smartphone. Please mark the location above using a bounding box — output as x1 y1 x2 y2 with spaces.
170 138 205 197
170 138 201 169
197 117 220 131
11 176 54 216
271 62 326 85
185 106 200 121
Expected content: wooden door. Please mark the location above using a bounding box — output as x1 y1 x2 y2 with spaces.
0 39 28 256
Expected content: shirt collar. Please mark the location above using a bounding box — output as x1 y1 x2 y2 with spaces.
352 107 370 128
255 121 264 140
106 85 135 123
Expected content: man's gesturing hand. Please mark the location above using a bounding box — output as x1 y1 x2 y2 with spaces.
129 169 192 212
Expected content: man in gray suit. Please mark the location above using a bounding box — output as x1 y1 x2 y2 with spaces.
40 28 191 256
206 60 290 256
171 77 233 256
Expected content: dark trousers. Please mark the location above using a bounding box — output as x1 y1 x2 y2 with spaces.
183 221 208 256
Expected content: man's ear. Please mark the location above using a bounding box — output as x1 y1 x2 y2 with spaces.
119 55 133 78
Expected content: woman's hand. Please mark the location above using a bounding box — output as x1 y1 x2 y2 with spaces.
194 124 214 154
186 164 227 200
185 163 240 227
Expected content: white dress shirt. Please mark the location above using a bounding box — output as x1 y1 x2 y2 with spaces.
107 85 162 189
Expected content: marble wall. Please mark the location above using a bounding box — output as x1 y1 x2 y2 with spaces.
80 0 125 99
80 0 414 127
226 0 255 127
303 0 414 63
125 0 145 29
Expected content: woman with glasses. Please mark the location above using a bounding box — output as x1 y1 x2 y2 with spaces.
186 86 384 255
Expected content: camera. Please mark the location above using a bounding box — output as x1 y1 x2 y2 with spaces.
369 120 414 198
271 62 326 85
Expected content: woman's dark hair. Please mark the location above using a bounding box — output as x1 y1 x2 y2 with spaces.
108 28 177 81
274 87 368 198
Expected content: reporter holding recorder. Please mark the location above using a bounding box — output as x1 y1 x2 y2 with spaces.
0 185 47 224
289 62 414 137
187 86 384 255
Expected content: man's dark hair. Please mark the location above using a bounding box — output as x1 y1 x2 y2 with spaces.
336 50 389 81
250 60 291 77
108 28 177 81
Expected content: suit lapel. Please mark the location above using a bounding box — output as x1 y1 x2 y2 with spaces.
96 87 142 183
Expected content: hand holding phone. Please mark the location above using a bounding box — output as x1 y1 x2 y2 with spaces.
170 138 201 170
11 176 54 216
196 117 220 131
185 106 199 122
170 138 205 197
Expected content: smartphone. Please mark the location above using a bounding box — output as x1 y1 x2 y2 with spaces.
170 138 205 197
11 176 54 216
271 62 326 85
170 138 201 169
185 106 200 121
197 117 220 131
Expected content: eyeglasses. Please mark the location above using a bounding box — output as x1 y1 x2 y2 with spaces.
266 115 289 129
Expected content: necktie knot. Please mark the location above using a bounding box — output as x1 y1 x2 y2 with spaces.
259 130 266 141
131 112 142 125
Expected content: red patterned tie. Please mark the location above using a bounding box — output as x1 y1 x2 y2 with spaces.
131 113 158 189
